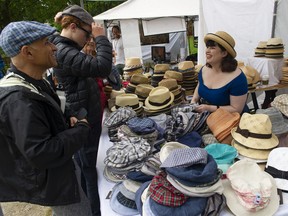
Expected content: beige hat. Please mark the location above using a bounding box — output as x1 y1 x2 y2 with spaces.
158 78 181 92
164 70 183 81
178 61 194 70
223 159 279 216
129 74 149 85
144 86 174 110
267 38 283 46
110 89 125 99
135 84 154 99
271 94 288 117
240 65 261 84
159 142 188 163
204 31 237 58
123 57 142 71
111 93 143 112
154 64 170 73
231 113 279 150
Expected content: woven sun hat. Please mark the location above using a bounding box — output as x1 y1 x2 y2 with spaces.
178 61 194 71
129 74 149 86
256 107 288 135
194 64 203 73
231 113 279 150
144 86 174 111
204 31 237 58
223 159 279 216
135 84 154 101
123 57 143 71
110 89 125 99
265 147 288 191
111 93 143 112
163 70 183 81
267 37 283 46
154 63 170 73
240 65 261 84
158 78 181 92
271 94 288 117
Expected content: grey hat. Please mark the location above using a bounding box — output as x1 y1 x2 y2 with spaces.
0 21 56 57
62 5 94 25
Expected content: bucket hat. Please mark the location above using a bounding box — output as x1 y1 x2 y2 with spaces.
231 113 279 150
271 94 288 117
204 31 237 58
145 86 174 111
265 147 288 191
223 159 279 216
0 21 56 57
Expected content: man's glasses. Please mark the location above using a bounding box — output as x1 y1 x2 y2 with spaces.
76 25 92 39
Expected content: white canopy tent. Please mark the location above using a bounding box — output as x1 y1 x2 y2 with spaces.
94 0 288 64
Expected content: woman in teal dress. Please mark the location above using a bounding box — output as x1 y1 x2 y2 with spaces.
191 31 248 114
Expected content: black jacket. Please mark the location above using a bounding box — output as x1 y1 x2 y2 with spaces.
0 72 90 206
49 35 112 126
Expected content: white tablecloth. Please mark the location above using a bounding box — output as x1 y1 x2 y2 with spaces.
97 111 288 216
246 57 284 85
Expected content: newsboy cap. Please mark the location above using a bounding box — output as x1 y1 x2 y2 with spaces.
0 21 56 57
62 5 94 25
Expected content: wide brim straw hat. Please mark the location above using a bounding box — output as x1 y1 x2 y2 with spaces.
204 31 237 58
231 113 279 150
145 86 174 110
223 160 279 216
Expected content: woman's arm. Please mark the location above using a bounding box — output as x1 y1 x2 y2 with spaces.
191 83 200 103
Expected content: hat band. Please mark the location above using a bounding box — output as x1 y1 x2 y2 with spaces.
116 103 139 110
211 33 235 52
235 127 272 139
149 97 171 106
265 166 288 180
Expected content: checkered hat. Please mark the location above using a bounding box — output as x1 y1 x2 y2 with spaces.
0 21 56 57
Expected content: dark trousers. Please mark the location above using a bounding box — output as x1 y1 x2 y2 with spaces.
74 123 102 216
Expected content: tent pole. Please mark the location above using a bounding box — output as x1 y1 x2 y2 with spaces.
271 0 278 38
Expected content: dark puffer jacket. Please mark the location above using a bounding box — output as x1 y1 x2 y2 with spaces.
49 35 112 125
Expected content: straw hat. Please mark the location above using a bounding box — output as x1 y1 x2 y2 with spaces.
145 86 174 110
178 61 194 71
110 89 125 99
111 93 143 112
135 84 154 99
164 70 183 81
129 74 149 85
267 38 283 46
123 57 142 71
204 31 237 58
240 65 261 84
154 64 170 73
223 160 279 216
231 113 279 150
158 78 181 92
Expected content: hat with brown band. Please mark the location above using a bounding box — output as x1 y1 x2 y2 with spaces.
145 86 174 111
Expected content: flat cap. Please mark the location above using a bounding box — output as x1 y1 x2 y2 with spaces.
62 5 94 25
0 21 56 57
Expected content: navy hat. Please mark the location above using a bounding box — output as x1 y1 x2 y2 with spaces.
0 21 56 57
62 5 94 25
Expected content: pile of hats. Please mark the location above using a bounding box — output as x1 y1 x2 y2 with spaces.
280 58 288 84
265 38 284 58
177 61 198 96
271 94 288 118
223 159 279 216
144 86 174 116
254 41 267 57
231 113 279 165
164 70 183 87
125 74 149 93
158 78 184 106
123 57 143 81
240 65 261 89
111 93 144 116
134 84 154 104
207 108 240 144
151 64 170 87
107 89 125 111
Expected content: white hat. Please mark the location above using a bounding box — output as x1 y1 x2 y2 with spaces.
223 159 279 216
265 147 288 191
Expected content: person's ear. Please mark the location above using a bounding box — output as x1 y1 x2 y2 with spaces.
70 23 77 31
222 50 228 58
20 45 34 59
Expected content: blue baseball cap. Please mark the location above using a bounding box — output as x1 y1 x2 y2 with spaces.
0 21 56 57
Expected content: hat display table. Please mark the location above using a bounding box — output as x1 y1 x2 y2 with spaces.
246 57 285 110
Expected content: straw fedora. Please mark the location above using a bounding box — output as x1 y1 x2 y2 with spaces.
178 61 194 71
164 70 183 81
111 93 143 112
223 160 279 216
129 74 149 85
158 78 181 92
267 37 283 46
231 113 279 150
204 31 237 58
135 84 154 99
154 63 170 73
240 65 261 84
145 86 174 110
123 57 142 71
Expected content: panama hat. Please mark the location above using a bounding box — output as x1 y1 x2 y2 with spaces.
111 93 143 112
204 31 237 58
158 78 181 92
164 70 183 82
231 113 279 150
123 57 142 71
223 159 279 216
265 147 288 191
145 86 174 111
240 65 261 84
178 61 194 71
154 64 170 73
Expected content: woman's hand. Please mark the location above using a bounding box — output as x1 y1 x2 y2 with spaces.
91 22 105 38
195 104 217 113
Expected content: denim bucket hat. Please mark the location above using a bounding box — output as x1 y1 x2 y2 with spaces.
0 21 56 57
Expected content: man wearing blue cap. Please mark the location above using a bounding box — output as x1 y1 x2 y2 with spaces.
0 21 92 215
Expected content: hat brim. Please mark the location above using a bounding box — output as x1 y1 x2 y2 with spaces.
144 92 174 111
222 174 279 216
204 33 237 58
111 102 143 112
231 127 279 149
